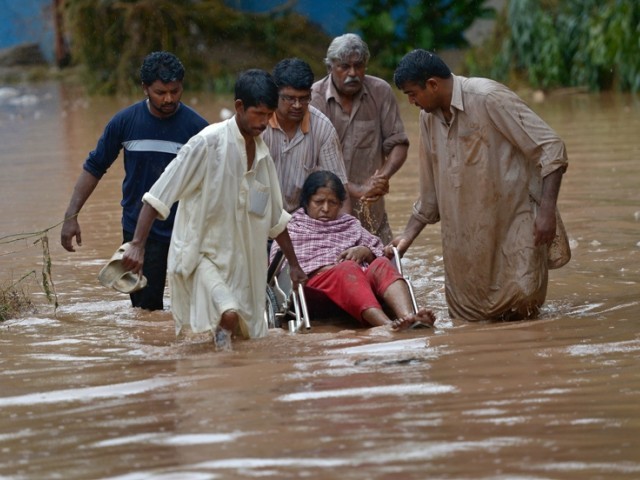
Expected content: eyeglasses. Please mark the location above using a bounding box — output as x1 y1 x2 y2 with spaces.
279 94 311 106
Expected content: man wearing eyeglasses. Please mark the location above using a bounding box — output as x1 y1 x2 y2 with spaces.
262 57 351 214
311 33 409 244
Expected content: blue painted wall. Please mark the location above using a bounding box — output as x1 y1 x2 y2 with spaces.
0 0 55 62
226 0 359 36
0 0 375 65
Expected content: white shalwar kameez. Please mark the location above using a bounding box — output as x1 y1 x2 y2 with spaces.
143 117 290 339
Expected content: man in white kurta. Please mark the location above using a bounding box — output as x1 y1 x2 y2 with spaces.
121 69 306 343
142 117 289 338
392 50 568 321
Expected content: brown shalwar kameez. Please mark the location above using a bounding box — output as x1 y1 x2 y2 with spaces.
413 75 568 321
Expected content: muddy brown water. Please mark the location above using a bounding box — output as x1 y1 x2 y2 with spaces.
1 82 639 479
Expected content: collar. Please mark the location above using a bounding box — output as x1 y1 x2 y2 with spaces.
450 74 464 113
144 98 182 118
268 109 311 134
229 116 271 165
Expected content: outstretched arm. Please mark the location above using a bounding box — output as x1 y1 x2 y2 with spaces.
384 213 427 258
273 228 307 288
61 170 100 252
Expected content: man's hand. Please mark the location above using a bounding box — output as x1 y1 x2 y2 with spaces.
536 168 563 247
384 236 412 259
361 171 389 203
61 217 82 252
384 215 426 258
534 207 556 247
120 242 145 275
288 264 307 290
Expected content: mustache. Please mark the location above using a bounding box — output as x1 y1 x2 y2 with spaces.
344 77 361 85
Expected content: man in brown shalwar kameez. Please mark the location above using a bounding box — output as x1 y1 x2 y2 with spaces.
390 49 568 321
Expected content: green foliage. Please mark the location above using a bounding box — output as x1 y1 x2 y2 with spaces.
348 0 495 76
62 0 331 94
466 0 640 92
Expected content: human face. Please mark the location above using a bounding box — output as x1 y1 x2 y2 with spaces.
329 54 366 97
276 87 312 124
401 79 436 112
235 101 274 138
307 186 342 222
143 80 183 118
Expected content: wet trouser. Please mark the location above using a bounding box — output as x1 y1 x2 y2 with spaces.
305 257 403 326
123 230 169 311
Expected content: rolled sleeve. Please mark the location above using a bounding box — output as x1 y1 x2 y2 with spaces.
382 131 410 156
142 192 171 221
540 145 569 178
412 200 440 225
269 209 292 239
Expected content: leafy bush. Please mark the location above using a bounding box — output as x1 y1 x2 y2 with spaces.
466 0 640 92
348 0 495 77
62 0 332 94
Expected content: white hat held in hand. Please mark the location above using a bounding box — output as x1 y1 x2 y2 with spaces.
98 242 148 294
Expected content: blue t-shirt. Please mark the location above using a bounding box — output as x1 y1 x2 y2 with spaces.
83 100 208 243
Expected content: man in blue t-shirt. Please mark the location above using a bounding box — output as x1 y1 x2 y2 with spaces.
61 51 208 310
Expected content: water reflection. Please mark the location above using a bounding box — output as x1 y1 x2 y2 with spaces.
0 81 639 479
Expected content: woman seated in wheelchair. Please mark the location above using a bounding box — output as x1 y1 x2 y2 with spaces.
270 170 436 330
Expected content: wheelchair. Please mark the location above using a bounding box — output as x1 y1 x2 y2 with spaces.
264 250 311 333
264 246 420 333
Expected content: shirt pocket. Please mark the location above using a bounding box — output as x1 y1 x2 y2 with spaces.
458 126 488 165
353 120 377 149
249 181 270 217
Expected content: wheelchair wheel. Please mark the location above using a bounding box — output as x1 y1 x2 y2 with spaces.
265 284 280 329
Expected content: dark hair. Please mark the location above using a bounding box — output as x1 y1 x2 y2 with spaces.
300 170 347 211
272 57 314 91
234 69 279 110
140 51 185 85
393 49 452 89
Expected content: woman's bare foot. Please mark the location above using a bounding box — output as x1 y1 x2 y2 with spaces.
391 308 436 331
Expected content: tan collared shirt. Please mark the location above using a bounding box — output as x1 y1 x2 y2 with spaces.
311 75 409 243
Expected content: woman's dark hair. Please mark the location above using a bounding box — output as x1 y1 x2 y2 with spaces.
140 51 185 86
234 69 279 109
300 170 347 212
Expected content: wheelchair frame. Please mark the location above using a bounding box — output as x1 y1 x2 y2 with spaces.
264 247 420 332
264 250 311 333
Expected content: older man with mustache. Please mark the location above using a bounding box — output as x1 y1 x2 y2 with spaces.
311 33 409 244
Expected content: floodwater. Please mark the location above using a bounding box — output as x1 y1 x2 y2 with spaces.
1 81 639 480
